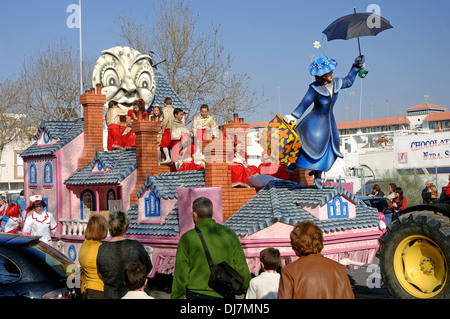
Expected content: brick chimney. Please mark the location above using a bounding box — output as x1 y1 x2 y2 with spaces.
78 85 105 169
202 114 256 221
130 118 170 204
289 169 314 185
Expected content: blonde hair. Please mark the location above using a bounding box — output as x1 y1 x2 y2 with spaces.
85 214 108 241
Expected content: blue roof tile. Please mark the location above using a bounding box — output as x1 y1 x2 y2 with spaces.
65 149 137 185
224 180 380 236
137 170 205 199
152 70 187 112
21 118 84 158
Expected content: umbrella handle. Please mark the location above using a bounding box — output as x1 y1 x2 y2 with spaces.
357 37 362 56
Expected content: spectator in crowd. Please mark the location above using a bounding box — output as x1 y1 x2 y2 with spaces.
370 184 385 197
278 221 354 299
79 214 108 299
246 248 281 299
122 262 154 299
171 197 251 299
421 180 433 203
384 183 397 204
390 187 408 220
97 210 152 299
441 175 450 203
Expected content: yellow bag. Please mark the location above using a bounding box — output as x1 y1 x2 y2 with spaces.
259 114 301 164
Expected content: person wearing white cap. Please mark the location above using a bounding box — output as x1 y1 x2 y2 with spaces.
23 195 60 244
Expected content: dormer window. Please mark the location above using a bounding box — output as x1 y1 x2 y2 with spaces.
43 130 51 144
92 161 106 173
327 196 349 219
145 192 160 217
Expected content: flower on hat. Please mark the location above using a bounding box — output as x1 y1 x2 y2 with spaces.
309 56 338 77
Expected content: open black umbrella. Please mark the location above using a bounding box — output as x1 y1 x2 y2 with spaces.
322 8 393 56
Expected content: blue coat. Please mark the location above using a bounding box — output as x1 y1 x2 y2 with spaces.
292 66 359 172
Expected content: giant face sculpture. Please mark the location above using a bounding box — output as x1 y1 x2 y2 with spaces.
92 46 156 111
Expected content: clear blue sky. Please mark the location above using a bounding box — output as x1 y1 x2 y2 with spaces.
1 0 449 124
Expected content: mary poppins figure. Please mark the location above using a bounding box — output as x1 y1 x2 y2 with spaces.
284 55 365 188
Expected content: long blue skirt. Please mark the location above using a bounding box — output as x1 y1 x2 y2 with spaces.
296 140 338 172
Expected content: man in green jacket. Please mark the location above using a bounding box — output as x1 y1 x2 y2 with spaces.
171 197 251 299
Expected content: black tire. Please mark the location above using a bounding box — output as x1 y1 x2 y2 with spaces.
377 210 450 299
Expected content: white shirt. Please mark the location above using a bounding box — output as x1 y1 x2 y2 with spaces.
23 210 57 244
245 271 280 299
122 290 154 299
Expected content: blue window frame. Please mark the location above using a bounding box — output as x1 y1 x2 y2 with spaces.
44 162 53 184
327 196 349 219
80 190 95 220
145 192 160 217
29 164 37 184
42 197 49 212
43 130 50 144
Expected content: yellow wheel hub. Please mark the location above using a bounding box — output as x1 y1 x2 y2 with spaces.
394 235 447 298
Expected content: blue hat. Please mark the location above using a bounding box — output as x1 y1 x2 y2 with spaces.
309 56 338 77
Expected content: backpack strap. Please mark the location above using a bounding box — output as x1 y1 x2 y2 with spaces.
195 225 214 269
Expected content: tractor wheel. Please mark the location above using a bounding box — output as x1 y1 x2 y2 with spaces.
377 210 450 299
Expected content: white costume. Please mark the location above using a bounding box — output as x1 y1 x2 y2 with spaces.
4 210 27 234
23 210 57 244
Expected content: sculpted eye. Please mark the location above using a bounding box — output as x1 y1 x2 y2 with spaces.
103 68 120 87
137 72 151 89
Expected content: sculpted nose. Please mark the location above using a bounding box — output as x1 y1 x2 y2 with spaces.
121 75 136 93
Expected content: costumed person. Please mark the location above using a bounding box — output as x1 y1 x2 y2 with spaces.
228 139 251 187
106 100 128 150
150 105 164 162
283 55 365 188
169 108 191 166
256 151 290 180
3 202 23 233
190 104 218 147
118 99 148 149
176 135 205 172
0 195 7 230
23 195 60 244
160 97 175 165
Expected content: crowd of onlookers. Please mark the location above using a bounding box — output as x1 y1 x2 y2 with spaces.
368 174 450 217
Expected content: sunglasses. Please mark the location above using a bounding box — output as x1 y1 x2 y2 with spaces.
35 204 43 208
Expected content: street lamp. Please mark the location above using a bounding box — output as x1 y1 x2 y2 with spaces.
0 162 11 191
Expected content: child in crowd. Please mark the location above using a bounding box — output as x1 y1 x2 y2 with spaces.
122 262 154 299
160 98 175 165
119 99 148 149
246 248 281 299
105 100 128 150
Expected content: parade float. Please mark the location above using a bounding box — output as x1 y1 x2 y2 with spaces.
18 46 384 278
